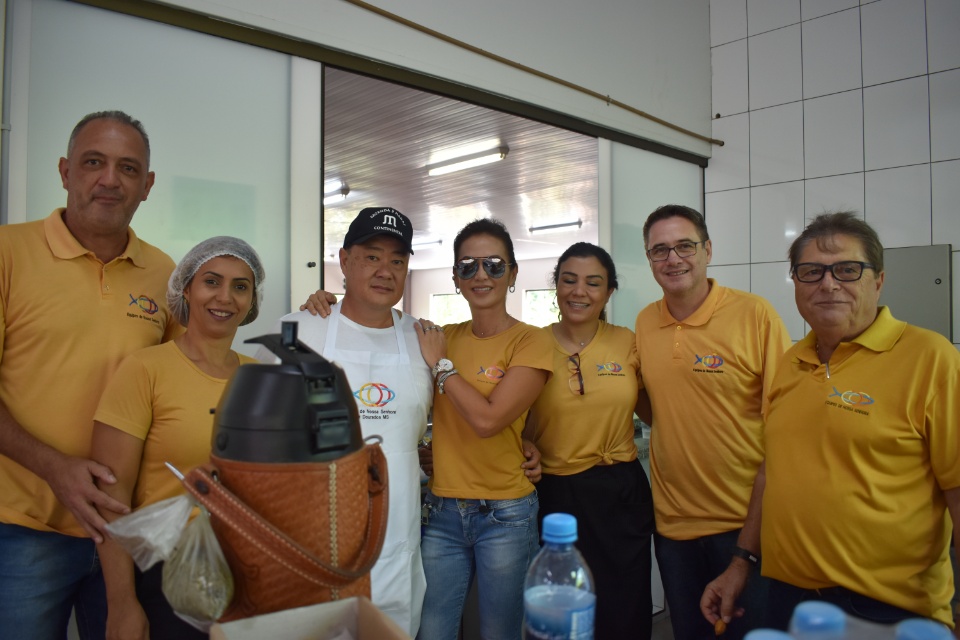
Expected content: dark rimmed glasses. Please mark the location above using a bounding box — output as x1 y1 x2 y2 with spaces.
567 353 584 396
454 256 514 280
792 261 876 283
645 241 705 262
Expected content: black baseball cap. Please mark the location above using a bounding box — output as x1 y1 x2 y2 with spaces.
342 207 414 254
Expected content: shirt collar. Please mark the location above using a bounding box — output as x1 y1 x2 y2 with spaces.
44 208 145 266
657 278 721 327
792 306 904 365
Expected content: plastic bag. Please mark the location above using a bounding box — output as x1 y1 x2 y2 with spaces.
105 494 193 571
162 507 234 630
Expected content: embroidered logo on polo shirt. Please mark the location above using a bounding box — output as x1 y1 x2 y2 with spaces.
128 294 159 314
693 353 725 374
126 293 162 327
825 386 874 416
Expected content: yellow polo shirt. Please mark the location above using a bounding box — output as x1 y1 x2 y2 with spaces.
635 280 790 539
762 307 960 626
0 209 178 536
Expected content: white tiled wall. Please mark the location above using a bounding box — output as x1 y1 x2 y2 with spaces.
706 0 960 345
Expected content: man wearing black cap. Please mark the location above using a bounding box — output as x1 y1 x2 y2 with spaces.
261 207 432 636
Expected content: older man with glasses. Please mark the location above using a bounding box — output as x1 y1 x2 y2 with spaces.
634 204 792 640
704 211 960 636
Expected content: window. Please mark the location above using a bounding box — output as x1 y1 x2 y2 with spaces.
429 294 470 326
522 289 558 328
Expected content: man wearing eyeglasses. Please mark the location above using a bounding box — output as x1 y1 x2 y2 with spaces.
635 204 791 640
705 212 960 635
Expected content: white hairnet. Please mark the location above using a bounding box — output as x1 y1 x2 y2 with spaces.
167 236 265 328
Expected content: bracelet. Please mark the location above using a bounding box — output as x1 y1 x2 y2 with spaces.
437 369 458 395
732 546 760 567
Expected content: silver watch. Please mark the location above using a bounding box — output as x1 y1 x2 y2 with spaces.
432 358 454 377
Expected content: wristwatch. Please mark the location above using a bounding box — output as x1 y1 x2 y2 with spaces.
432 358 454 378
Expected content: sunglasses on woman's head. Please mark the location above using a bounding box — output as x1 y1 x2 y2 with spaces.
454 256 513 280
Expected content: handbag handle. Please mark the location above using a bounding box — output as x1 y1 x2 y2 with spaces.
181 444 388 589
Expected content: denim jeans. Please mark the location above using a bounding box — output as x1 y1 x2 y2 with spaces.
417 489 539 640
766 579 922 631
0 522 107 640
655 530 769 640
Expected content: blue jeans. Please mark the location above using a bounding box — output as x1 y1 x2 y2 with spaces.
766 579 922 630
655 530 769 640
0 522 107 640
417 490 540 640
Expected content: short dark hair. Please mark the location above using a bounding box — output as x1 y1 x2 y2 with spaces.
453 218 517 265
68 111 151 166
552 242 618 322
642 204 710 247
788 211 884 273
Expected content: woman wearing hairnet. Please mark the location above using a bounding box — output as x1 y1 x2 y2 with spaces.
90 237 265 640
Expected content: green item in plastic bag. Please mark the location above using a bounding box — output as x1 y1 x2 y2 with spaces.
162 507 233 628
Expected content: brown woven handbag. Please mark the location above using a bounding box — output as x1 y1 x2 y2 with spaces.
181 442 388 622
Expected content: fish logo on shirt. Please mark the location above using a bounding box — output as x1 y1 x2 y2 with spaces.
828 386 875 406
128 294 159 314
354 382 397 407
695 354 724 369
596 362 623 373
477 365 505 380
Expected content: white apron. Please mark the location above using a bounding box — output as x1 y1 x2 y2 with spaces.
323 306 431 636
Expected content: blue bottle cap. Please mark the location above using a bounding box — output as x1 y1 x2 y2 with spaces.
895 618 952 640
541 513 578 544
744 631 793 640
789 601 846 634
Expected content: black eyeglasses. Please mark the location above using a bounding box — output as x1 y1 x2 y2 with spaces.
454 256 514 280
792 261 876 283
645 241 705 262
567 353 584 396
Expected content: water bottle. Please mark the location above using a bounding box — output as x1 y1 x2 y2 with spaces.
523 513 596 640
894 618 953 640
745 632 793 640
786 601 952 639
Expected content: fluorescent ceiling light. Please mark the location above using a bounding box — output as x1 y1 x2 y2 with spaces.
529 219 583 234
412 239 443 249
427 146 509 177
322 184 350 205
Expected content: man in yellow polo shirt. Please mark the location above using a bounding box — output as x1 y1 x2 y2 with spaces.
0 111 178 638
636 204 791 640
703 212 960 635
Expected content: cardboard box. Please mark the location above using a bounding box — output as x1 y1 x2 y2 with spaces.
209 597 410 640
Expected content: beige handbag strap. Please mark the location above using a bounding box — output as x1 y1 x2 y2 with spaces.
181 444 388 588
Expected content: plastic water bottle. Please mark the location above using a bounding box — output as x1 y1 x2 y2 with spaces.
894 618 953 640
786 601 952 639
745 631 794 640
523 513 596 639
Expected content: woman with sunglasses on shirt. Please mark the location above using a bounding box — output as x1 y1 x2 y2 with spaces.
415 218 552 640
524 242 655 640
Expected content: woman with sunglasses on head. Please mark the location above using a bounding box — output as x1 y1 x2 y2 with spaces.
524 242 655 640
415 218 553 640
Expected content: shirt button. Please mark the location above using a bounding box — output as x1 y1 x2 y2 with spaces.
676 326 682 331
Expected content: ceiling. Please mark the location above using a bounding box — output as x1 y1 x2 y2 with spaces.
321 67 599 271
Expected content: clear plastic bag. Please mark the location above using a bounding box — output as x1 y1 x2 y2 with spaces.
161 507 234 630
105 494 193 571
